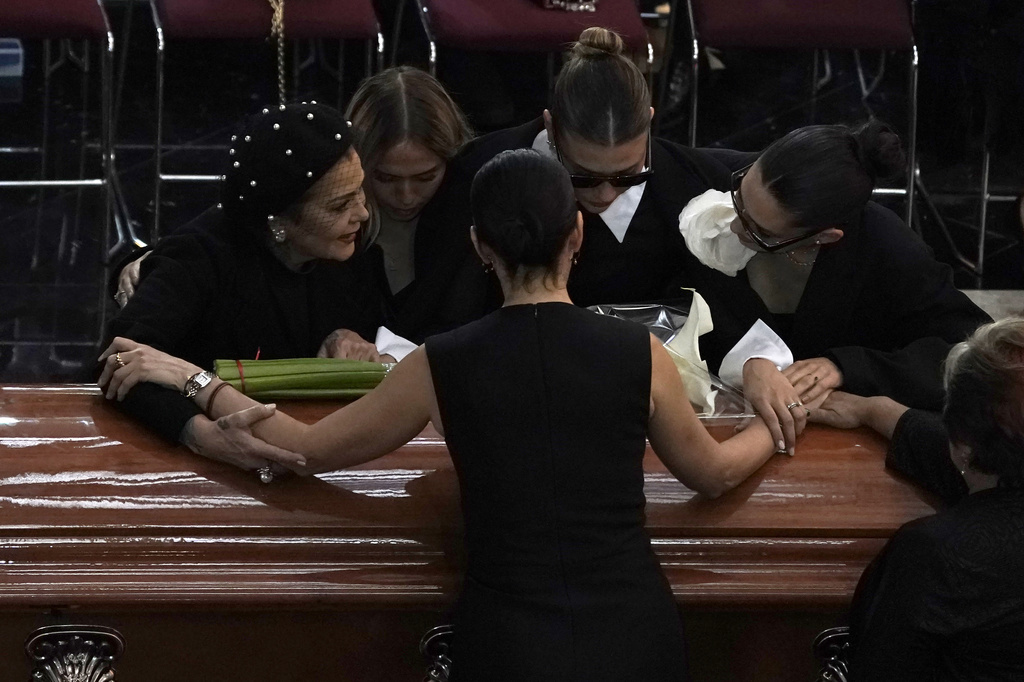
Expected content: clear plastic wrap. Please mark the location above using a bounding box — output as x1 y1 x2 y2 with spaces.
589 302 754 422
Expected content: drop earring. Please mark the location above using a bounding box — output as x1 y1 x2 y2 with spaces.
268 216 286 244
571 252 579 266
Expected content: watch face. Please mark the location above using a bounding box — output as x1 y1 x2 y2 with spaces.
196 371 214 388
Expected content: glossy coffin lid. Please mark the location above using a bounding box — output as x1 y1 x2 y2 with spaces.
0 385 940 610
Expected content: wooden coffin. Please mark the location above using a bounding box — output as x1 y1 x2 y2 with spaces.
0 385 940 681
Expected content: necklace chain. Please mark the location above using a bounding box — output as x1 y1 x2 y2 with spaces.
782 246 818 267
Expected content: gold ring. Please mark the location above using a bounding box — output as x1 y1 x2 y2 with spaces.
115 352 125 367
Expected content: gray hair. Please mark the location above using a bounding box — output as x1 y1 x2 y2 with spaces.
942 316 1024 485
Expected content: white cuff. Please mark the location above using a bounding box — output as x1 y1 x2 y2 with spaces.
374 326 417 362
718 319 794 388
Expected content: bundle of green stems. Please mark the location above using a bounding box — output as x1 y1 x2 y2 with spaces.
214 357 390 400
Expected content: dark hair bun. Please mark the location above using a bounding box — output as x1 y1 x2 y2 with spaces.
572 27 625 59
852 120 906 182
471 149 578 273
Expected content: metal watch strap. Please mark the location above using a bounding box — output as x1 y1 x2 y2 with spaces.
182 370 214 399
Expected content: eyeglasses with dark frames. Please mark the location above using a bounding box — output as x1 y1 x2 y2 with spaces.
730 162 832 253
553 133 653 189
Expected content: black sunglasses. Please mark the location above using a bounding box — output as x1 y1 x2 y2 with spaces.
730 163 831 253
553 133 653 189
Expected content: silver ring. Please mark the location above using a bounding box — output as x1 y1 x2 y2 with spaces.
115 352 125 368
114 290 127 306
786 402 802 411
257 466 273 484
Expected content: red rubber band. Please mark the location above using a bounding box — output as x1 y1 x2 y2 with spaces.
236 359 246 394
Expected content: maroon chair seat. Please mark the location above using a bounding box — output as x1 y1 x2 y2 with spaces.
424 0 648 52
694 0 913 51
1 0 110 39
156 0 380 40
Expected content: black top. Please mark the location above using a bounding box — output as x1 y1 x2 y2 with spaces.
849 488 1024 681
105 209 390 442
847 410 1024 680
425 303 687 682
395 117 730 342
886 409 968 504
688 201 991 410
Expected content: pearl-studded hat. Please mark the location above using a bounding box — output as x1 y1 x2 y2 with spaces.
222 102 355 235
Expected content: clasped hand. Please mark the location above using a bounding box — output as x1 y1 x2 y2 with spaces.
98 337 306 475
317 328 381 362
98 337 201 400
743 356 843 453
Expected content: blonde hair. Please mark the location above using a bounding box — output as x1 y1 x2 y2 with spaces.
943 316 1024 484
346 66 472 174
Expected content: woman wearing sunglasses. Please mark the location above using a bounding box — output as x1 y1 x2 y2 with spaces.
689 122 990 452
395 26 728 341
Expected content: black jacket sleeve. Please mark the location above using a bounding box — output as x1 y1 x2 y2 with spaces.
824 206 991 410
103 234 221 443
886 409 967 504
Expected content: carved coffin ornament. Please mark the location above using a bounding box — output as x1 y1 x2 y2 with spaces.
25 625 126 682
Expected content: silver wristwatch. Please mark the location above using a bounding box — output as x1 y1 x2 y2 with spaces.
182 370 215 399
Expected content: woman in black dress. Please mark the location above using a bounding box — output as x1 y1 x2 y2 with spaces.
100 149 796 680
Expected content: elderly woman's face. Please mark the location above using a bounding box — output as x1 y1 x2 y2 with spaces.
287 150 370 262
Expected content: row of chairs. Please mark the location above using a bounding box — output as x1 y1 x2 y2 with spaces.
7 1 986 274
0 0 655 247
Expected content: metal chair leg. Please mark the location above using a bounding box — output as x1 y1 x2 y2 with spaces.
414 0 437 77
391 0 406 66
684 0 698 146
30 40 57 272
653 0 677 136
67 40 94 266
905 44 918 229
375 30 384 73
977 146 991 279
151 0 165 241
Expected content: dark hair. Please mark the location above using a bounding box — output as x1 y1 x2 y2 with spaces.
551 27 650 145
943 318 1024 487
471 149 578 276
222 102 354 236
757 120 906 229
346 66 472 173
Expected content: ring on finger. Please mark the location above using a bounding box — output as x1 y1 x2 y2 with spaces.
115 352 126 368
786 401 802 411
257 466 274 484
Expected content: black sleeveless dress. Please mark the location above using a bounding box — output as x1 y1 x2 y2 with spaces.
425 303 688 682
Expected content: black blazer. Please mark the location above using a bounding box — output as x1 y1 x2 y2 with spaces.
393 117 733 342
689 202 991 409
105 210 390 442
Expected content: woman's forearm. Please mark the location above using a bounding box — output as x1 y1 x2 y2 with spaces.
194 379 314 462
862 396 910 440
708 419 778 497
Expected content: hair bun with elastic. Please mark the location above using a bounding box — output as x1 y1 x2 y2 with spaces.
572 27 625 58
